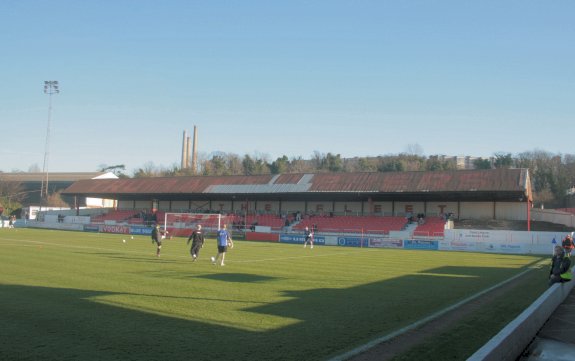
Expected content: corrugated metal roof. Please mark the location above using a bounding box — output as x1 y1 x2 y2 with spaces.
208 183 312 194
275 174 308 184
63 174 276 195
62 169 529 198
306 169 527 193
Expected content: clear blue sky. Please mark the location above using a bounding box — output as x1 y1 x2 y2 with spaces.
1 1 574 174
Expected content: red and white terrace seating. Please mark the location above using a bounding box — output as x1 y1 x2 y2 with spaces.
292 215 407 233
412 217 446 237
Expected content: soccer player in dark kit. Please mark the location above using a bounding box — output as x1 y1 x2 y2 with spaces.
187 224 205 261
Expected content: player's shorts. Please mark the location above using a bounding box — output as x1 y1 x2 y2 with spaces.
218 245 228 253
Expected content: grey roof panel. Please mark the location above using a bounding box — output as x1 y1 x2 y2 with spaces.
208 183 312 194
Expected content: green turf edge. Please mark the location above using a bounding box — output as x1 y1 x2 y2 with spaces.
390 264 550 361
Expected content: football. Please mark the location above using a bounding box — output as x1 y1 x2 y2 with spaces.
122 239 126 243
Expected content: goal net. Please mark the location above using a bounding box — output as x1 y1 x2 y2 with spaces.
163 213 229 238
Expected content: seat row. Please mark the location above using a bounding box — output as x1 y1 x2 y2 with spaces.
293 216 408 233
412 217 446 237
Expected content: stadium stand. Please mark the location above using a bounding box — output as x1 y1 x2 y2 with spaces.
292 215 407 234
228 214 288 230
412 217 447 237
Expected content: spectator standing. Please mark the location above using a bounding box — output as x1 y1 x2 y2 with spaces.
562 234 574 257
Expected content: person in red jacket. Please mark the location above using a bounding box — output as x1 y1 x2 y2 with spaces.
562 234 574 257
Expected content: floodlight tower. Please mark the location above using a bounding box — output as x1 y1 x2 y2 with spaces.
41 80 59 202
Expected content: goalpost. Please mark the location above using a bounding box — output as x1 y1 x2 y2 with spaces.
163 213 230 238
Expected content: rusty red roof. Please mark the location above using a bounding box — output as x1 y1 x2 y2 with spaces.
62 168 531 202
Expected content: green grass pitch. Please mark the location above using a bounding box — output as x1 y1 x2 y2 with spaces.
0 229 547 361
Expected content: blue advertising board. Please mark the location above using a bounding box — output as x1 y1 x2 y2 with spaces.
83 224 100 233
280 234 325 245
131 226 153 235
337 237 367 247
404 239 439 250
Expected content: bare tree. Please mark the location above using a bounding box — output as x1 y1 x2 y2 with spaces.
0 176 25 215
289 156 314 173
45 190 70 207
99 164 127 177
405 143 424 156
133 162 164 178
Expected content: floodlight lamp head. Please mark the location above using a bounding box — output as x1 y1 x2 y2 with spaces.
43 80 60 94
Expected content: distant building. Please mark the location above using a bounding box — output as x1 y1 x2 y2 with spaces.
438 155 492 170
0 172 117 207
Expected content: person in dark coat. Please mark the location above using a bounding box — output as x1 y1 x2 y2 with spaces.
151 224 164 257
549 246 572 286
187 224 205 261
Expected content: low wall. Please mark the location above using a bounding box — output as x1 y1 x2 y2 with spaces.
245 232 279 242
531 208 575 228
467 275 575 361
27 221 84 232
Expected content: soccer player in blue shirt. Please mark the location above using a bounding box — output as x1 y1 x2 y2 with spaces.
211 224 233 266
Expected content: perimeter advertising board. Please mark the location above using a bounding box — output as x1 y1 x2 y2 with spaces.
336 236 403 248
438 240 478 252
443 229 557 254
99 225 130 234
280 234 325 245
337 237 365 247
131 226 153 235
404 239 439 250
369 238 403 249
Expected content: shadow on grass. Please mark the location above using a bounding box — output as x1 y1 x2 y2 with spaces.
0 263 545 361
73 251 188 264
197 273 278 283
